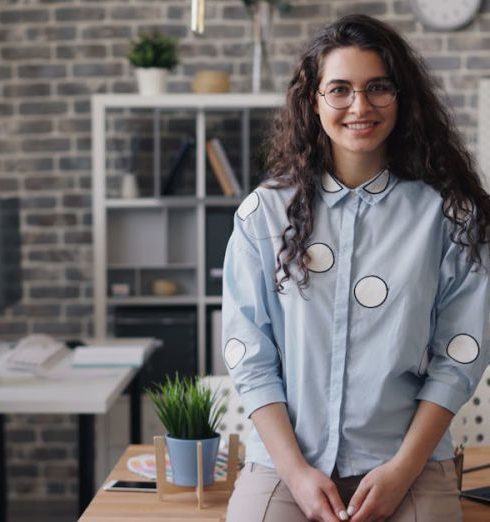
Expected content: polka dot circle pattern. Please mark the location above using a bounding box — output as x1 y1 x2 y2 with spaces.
224 338 246 369
237 192 259 221
446 334 479 364
354 276 388 308
305 243 335 273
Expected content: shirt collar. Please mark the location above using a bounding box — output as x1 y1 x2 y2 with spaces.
318 168 398 208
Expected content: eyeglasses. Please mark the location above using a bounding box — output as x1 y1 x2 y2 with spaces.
318 79 398 110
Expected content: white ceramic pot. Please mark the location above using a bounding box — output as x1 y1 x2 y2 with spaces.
135 68 168 96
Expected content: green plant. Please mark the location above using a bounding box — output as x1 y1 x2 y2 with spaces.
127 33 179 69
242 0 291 13
146 375 226 440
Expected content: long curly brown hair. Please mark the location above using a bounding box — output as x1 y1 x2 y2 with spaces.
264 14 490 293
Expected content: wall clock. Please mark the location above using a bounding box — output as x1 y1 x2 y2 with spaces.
410 0 482 31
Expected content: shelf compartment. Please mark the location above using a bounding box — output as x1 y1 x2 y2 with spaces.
104 108 197 199
205 206 235 296
107 207 167 266
167 208 197 264
107 268 136 298
140 267 196 298
107 267 197 300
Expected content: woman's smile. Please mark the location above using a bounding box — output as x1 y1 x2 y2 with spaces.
342 120 381 133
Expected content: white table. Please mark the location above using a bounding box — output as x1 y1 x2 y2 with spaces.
0 338 157 521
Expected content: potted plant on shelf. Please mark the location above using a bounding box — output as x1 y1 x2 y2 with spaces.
146 374 226 487
127 32 179 95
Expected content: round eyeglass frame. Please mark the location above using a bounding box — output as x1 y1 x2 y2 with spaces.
317 84 399 110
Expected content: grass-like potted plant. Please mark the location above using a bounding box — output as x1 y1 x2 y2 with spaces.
127 32 179 95
146 374 226 487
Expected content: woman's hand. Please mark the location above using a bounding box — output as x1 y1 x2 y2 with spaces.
347 458 417 522
250 403 348 520
284 462 348 521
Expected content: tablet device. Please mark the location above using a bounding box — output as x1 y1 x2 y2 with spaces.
460 486 490 505
103 479 157 493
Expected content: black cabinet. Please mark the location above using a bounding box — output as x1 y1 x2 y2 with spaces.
114 306 197 388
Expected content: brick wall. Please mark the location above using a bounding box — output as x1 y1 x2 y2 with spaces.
1 0 489 502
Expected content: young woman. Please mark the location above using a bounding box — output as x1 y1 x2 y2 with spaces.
222 14 490 522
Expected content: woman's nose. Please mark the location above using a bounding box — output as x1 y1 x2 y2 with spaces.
349 90 372 112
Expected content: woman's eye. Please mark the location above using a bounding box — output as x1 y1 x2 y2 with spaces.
328 86 350 96
367 82 392 93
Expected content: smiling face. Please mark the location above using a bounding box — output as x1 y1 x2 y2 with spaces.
315 46 398 171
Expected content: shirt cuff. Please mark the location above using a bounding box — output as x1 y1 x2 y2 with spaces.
416 379 469 414
239 382 287 418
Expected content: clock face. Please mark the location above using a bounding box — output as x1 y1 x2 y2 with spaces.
411 0 482 31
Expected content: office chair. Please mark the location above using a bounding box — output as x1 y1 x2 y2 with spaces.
450 365 490 447
201 375 252 444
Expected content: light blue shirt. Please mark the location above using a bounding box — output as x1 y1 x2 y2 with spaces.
221 169 490 478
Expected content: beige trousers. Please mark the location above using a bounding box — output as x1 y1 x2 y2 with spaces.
226 459 462 522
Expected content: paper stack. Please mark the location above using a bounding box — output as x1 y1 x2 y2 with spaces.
72 345 146 368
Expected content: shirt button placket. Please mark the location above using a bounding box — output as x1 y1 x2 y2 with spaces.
325 194 360 474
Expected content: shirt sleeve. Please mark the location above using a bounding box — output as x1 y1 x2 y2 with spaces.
221 210 286 418
417 233 490 414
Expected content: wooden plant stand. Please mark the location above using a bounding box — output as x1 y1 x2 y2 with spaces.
153 433 239 509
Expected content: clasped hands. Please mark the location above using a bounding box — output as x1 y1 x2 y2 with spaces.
285 458 416 522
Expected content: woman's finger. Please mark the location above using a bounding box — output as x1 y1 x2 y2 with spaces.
350 488 381 522
347 480 371 519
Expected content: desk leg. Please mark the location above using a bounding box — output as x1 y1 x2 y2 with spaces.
129 372 141 444
78 414 94 516
0 414 6 522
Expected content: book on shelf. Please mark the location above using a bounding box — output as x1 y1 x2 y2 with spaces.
161 138 195 195
206 138 242 197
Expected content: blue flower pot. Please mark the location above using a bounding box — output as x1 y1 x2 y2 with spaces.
165 433 220 487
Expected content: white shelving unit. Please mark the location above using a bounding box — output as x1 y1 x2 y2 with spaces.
91 93 283 374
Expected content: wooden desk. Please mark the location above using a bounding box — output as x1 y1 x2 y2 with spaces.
461 446 490 520
80 444 229 521
81 445 490 522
